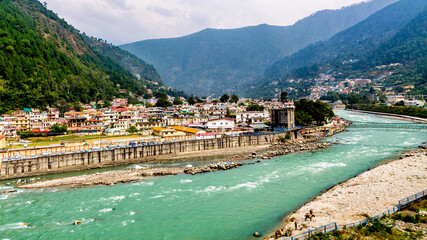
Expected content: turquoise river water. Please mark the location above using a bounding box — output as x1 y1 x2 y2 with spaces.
0 111 426 240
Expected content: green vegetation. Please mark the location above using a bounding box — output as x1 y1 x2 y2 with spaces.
280 91 288 102
246 104 264 111
155 93 172 108
82 35 186 98
187 95 196 105
17 131 47 139
49 123 67 133
126 126 138 133
173 96 183 105
357 105 427 118
229 94 239 103
309 197 427 240
220 94 230 103
320 92 372 105
121 0 396 96
295 99 334 126
0 0 171 114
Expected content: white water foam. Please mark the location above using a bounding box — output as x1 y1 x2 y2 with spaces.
180 179 192 184
228 173 278 191
99 208 113 213
0 222 29 231
101 195 125 201
129 193 140 197
195 186 226 194
150 195 164 199
133 181 154 186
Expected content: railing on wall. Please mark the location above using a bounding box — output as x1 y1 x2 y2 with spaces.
282 188 427 240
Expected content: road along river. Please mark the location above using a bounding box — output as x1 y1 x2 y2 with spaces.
0 110 426 239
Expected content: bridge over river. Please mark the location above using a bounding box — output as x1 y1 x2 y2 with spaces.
351 121 427 129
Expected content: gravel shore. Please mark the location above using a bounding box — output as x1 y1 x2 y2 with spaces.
267 149 427 239
18 138 332 189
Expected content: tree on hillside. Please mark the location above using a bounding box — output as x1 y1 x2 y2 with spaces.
187 95 196 105
225 108 232 118
246 104 264 111
195 96 205 103
155 93 172 108
294 99 334 126
280 91 288 102
173 96 183 105
220 94 230 103
230 94 239 103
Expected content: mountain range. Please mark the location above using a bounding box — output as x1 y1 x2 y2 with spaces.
120 0 399 96
248 0 427 98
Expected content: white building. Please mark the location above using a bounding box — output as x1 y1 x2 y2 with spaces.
236 111 269 126
404 100 425 107
206 118 235 131
386 95 405 104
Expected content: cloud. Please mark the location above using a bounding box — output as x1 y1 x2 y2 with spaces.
42 0 367 45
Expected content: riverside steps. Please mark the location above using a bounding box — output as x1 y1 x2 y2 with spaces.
0 130 302 180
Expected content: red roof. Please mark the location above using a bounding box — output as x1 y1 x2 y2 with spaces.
197 132 220 136
112 106 128 112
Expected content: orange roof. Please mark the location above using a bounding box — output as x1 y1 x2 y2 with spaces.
170 126 186 131
183 128 203 134
0 135 6 140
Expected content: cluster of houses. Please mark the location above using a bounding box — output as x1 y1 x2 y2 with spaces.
0 100 296 138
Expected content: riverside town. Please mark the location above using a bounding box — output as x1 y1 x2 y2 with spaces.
1 0 427 240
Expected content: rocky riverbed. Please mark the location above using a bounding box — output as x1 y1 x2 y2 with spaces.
16 137 334 189
265 147 427 239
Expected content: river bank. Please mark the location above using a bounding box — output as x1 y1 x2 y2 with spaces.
266 147 427 239
17 139 333 189
349 109 427 124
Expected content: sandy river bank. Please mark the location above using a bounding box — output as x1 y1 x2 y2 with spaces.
266 148 427 239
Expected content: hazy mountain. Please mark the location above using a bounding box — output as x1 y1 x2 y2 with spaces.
249 0 427 98
0 0 177 113
120 0 398 96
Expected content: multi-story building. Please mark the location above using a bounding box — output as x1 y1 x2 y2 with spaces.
206 118 235 132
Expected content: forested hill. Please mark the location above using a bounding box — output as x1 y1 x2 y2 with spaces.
82 35 165 90
120 0 397 96
329 6 427 95
0 0 176 114
248 0 427 98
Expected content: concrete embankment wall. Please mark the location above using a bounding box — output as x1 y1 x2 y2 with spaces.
0 130 301 180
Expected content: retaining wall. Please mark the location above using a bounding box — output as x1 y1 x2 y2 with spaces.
0 130 300 180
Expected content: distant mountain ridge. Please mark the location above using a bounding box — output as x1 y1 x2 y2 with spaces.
120 0 398 96
248 0 427 98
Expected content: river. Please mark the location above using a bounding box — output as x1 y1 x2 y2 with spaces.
0 110 426 240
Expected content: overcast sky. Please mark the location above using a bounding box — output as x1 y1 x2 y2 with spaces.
42 0 367 45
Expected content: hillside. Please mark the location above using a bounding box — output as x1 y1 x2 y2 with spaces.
338 5 427 95
249 0 427 98
0 0 176 114
120 0 397 96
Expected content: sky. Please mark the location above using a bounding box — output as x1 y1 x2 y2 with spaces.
41 0 367 45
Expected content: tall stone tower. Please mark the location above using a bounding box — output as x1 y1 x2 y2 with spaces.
270 102 295 129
